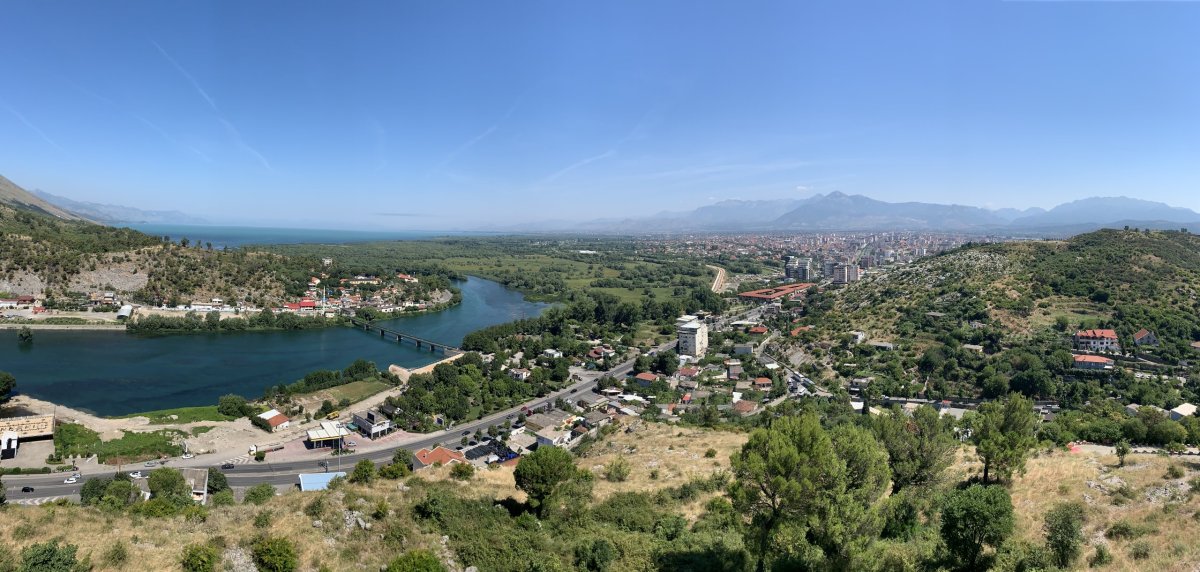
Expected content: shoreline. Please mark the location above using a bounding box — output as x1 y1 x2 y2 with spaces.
0 323 125 331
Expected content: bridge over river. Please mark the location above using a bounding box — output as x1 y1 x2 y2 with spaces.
348 317 462 355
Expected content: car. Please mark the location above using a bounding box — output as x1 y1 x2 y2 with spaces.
20 486 34 493
346 441 357 447
181 453 195 459
144 461 158 467
220 463 236 470
468 441 477 446
63 477 78 484
461 430 471 436
71 472 81 478
569 388 577 393
455 446 464 451
128 471 144 479
505 414 513 419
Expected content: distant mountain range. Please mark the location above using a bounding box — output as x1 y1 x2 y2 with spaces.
0 174 88 221
520 192 1200 235
33 189 206 225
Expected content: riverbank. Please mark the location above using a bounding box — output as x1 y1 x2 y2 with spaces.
0 323 126 330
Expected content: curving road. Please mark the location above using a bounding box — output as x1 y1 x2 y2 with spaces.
3 343 670 503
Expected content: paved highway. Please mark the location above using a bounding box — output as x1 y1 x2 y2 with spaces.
3 343 664 502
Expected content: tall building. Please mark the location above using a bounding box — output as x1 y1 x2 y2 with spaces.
822 259 837 278
833 263 860 284
785 257 814 280
677 317 709 358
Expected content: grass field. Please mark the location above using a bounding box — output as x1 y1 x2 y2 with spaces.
115 405 236 424
54 422 185 463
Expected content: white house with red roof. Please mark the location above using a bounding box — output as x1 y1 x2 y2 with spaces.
1132 329 1158 347
1073 354 1114 371
1073 329 1120 352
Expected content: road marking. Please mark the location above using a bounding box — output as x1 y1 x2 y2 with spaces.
13 495 72 506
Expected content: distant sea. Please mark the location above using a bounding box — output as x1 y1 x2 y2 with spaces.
124 224 489 249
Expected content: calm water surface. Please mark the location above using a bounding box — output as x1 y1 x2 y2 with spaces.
0 278 546 416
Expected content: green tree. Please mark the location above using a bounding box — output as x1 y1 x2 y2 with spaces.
574 538 617 572
350 459 377 484
17 326 32 344
216 394 249 417
0 371 15 400
449 462 474 481
206 467 229 493
385 550 447 572
514 446 578 514
18 541 80 572
148 467 190 501
971 394 1038 483
252 537 298 572
1044 501 1085 568
940 484 1014 569
1115 440 1131 467
243 483 276 505
870 405 957 492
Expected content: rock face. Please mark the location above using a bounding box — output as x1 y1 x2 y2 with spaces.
223 547 257 572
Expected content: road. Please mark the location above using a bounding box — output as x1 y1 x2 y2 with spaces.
3 341 672 502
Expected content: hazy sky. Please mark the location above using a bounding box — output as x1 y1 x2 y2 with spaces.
2 1 1199 229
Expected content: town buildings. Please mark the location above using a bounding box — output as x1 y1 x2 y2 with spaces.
1074 329 1121 352
676 315 709 357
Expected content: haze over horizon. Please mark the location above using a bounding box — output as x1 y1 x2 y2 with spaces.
2 1 1199 230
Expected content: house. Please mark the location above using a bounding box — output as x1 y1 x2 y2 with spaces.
633 372 658 387
1133 329 1158 347
1073 355 1115 371
257 409 291 432
962 344 984 353
508 432 538 455
351 409 393 439
1074 329 1120 352
179 468 210 505
508 368 531 381
414 446 466 469
534 426 573 447
733 343 754 355
298 471 347 492
543 349 564 359
677 366 700 380
868 341 895 351
582 410 612 429
1170 403 1197 421
732 400 760 417
396 273 419 283
525 410 573 432
753 377 773 391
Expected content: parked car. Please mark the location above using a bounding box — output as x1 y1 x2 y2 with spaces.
346 441 357 447
144 461 158 467
63 477 78 484
128 471 144 479
220 463 236 470
461 430 471 436
21 486 34 493
181 453 195 459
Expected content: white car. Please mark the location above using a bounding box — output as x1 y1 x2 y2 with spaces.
181 453 195 459
128 471 144 479
346 441 357 447
63 477 78 484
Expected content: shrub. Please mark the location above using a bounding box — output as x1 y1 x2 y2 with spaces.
1129 540 1151 560
442 462 471 481
350 459 376 484
254 451 267 462
252 537 298 572
1044 502 1085 568
372 499 390 520
243 483 277 505
1105 519 1150 540
385 550 446 572
304 495 327 518
574 538 616 572
254 510 272 529
1088 545 1113 567
1166 464 1185 479
211 490 236 506
603 456 631 482
19 541 80 572
704 448 717 458
181 544 220 572
102 541 129 567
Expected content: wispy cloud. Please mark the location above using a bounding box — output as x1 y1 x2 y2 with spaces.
218 118 272 171
542 149 617 184
151 39 217 112
132 112 212 162
152 39 272 171
428 98 523 178
0 98 64 152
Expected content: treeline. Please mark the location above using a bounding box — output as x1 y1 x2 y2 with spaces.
126 309 340 334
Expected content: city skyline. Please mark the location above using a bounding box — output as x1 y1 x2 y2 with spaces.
2 1 1199 229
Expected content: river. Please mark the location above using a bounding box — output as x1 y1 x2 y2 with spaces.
0 277 547 416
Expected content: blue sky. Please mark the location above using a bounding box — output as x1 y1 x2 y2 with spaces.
2 0 1199 229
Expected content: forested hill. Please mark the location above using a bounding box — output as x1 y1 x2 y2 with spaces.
809 228 1200 366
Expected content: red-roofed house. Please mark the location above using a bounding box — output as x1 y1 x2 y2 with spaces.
753 377 773 390
634 372 658 387
256 409 291 432
790 325 813 337
1133 329 1158 347
1074 354 1115 370
732 400 760 416
748 326 768 335
677 367 700 379
414 446 466 469
1074 329 1120 352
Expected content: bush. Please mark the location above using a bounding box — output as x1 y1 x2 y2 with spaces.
574 538 616 572
102 541 129 567
252 536 298 572
704 448 717 458
350 459 376 484
385 550 447 572
19 541 80 572
254 510 272 529
1088 545 1113 567
603 456 631 482
304 495 327 518
243 483 277 505
1166 464 1185 479
211 490 236 506
1129 540 1151 560
1044 501 1085 568
449 462 474 481
181 544 220 572
1105 519 1150 540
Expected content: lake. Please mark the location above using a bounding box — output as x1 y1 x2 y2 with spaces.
124 224 498 249
0 277 547 416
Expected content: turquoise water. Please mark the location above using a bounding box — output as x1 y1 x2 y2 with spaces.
124 224 497 249
0 277 547 416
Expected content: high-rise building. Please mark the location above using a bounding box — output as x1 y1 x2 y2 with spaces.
785 257 814 280
677 317 709 358
833 263 860 284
